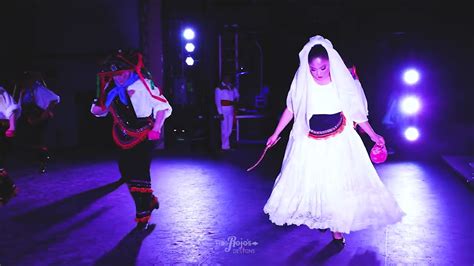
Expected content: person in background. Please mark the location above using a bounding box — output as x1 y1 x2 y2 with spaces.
0 86 20 206
215 74 239 151
16 72 60 173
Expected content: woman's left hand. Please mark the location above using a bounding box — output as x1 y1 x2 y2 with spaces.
370 133 385 146
148 130 160 140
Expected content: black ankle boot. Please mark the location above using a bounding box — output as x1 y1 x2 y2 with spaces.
332 235 345 246
38 149 50 174
0 169 17 206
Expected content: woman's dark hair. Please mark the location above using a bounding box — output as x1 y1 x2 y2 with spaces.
308 45 329 63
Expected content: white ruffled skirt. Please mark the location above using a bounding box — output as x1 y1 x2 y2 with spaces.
263 125 405 233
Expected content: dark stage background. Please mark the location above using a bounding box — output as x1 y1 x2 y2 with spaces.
0 0 472 157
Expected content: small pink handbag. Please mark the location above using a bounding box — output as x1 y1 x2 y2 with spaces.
370 144 388 164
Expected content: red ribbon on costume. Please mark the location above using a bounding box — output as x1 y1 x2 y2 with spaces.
109 107 152 150
97 52 168 107
129 187 154 193
116 53 168 103
351 66 360 80
135 216 151 223
221 100 234 106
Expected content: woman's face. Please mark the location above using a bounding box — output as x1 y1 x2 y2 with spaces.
113 71 131 86
309 57 331 84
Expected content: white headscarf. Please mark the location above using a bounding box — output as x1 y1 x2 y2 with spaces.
286 35 369 139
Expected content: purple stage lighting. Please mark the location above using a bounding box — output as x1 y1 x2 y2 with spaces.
403 69 420 85
185 56 194 66
400 96 421 115
183 28 195 40
185 43 195 52
404 127 420 141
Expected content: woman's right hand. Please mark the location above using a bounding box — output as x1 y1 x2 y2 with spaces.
266 134 280 147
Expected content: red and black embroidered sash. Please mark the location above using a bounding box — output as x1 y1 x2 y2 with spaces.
110 98 153 149
308 112 346 140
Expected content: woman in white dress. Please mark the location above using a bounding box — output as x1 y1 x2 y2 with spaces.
264 36 404 245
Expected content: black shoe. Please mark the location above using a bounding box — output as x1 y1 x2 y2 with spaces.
150 195 160 211
134 222 156 233
332 237 345 246
39 166 47 174
133 195 159 230
0 171 17 206
135 221 149 231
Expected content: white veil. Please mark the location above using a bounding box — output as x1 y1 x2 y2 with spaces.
277 35 369 171
286 35 369 140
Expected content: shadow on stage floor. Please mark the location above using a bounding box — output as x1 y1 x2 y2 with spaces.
0 145 473 265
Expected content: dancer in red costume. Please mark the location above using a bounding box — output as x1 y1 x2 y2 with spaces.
91 50 172 229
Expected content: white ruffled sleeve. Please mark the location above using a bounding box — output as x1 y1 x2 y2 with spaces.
0 89 20 119
34 84 60 110
148 82 172 121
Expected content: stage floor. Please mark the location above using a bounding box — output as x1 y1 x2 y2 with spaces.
1 146 473 265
